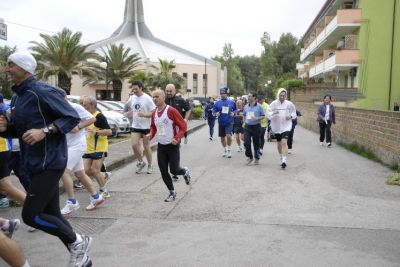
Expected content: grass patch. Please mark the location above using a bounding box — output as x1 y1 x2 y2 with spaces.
338 142 400 185
338 142 383 164
386 172 400 186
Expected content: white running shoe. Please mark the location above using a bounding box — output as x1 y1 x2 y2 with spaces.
135 161 146 173
320 142 324 146
86 195 105 211
68 234 92 267
61 200 80 215
222 151 228 157
226 151 232 158
147 165 153 174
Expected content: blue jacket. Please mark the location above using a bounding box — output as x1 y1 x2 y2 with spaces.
213 98 236 125
1 77 80 174
205 102 215 120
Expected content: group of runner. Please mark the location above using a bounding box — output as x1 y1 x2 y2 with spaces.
209 87 297 169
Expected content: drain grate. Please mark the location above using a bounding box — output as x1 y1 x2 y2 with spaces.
68 217 116 235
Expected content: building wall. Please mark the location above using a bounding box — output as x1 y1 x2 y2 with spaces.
295 101 400 165
70 61 222 101
392 0 400 109
358 0 399 110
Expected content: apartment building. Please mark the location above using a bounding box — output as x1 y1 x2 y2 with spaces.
297 0 400 111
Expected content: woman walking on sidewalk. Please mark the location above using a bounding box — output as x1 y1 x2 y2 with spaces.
317 95 336 147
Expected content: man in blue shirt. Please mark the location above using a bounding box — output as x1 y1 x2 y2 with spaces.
213 87 236 158
243 92 265 165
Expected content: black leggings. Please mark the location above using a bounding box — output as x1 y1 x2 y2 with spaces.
157 143 186 191
22 169 76 248
319 120 332 143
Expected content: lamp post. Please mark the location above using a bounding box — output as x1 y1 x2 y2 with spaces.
100 61 109 99
204 58 207 100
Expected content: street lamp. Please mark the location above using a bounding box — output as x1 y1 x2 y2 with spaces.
100 61 109 99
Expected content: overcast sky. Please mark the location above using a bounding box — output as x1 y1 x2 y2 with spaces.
0 0 326 58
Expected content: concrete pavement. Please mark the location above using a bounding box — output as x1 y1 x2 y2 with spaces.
1 123 400 267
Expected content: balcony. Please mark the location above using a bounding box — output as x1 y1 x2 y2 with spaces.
300 9 361 62
308 49 359 78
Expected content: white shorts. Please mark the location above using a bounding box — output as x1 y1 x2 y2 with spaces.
67 148 85 173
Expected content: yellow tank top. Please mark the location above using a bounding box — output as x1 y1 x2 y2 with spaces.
0 137 8 152
261 102 270 128
86 111 109 153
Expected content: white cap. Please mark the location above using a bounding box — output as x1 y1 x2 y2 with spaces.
8 52 37 75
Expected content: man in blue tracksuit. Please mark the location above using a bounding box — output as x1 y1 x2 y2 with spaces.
205 97 216 140
243 92 265 165
0 52 92 267
213 87 236 158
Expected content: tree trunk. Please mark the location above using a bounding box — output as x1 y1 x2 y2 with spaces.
58 73 72 95
112 79 122 101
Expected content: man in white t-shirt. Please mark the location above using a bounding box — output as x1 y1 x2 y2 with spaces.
124 81 156 174
61 94 105 215
267 88 297 169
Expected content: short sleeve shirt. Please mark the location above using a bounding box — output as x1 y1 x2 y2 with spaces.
126 93 156 129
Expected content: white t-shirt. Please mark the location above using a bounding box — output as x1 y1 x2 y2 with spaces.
66 102 94 150
126 93 155 129
267 100 297 134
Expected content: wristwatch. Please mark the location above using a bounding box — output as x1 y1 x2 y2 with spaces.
43 124 54 135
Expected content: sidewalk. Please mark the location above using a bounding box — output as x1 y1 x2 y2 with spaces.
105 120 206 171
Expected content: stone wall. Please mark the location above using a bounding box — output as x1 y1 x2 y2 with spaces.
295 101 400 166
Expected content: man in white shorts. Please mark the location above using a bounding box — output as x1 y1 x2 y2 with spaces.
124 80 156 174
60 92 105 215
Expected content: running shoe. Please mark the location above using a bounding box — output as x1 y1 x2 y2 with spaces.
3 219 20 238
135 161 146 173
253 159 260 165
288 149 293 154
222 151 227 157
281 162 287 169
86 195 105 211
61 200 80 215
68 234 92 267
320 142 324 146
183 167 191 185
146 165 153 174
73 181 84 190
100 189 111 199
209 137 213 141
164 191 177 202
246 157 253 165
82 255 92 267
236 147 241 152
327 143 332 147
0 197 10 209
226 151 232 158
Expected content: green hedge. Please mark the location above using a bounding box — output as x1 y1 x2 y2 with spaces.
192 106 203 119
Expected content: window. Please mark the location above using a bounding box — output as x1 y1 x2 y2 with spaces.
182 73 188 90
193 73 198 94
203 74 208 95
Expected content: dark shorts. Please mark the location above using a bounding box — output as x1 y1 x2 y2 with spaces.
218 123 233 137
82 152 107 159
233 124 244 134
275 131 290 142
0 152 10 179
131 128 150 135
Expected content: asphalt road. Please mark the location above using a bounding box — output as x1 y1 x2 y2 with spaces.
1 125 400 267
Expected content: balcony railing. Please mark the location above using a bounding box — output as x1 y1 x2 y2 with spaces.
300 9 361 62
308 49 359 78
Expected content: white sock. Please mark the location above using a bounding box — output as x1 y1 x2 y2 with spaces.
282 156 287 163
23 260 31 267
227 146 231 152
224 147 227 152
74 233 83 244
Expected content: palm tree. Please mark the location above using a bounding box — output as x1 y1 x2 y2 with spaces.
148 59 185 90
0 45 17 97
98 43 142 94
30 27 99 94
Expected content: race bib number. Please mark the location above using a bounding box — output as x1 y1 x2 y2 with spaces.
246 112 255 120
157 123 167 136
222 106 229 114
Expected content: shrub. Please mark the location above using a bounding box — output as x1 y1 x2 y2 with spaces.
192 106 203 119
